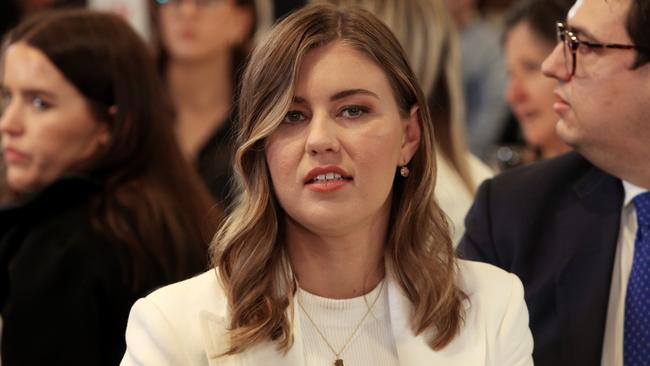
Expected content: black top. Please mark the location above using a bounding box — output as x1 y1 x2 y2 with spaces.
196 114 236 210
0 177 165 365
458 152 623 366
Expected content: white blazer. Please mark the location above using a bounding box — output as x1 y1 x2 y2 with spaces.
121 260 533 366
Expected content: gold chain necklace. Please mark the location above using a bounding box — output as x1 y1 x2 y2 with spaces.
296 280 385 366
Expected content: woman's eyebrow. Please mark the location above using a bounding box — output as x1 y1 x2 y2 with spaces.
330 89 379 101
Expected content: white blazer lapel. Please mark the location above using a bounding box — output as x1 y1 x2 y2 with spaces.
240 303 305 366
387 275 441 365
199 310 243 366
388 274 483 365
200 305 306 366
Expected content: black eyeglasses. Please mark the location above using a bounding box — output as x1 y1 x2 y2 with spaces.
155 0 221 7
556 22 638 76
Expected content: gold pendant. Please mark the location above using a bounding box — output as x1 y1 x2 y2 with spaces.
334 359 344 366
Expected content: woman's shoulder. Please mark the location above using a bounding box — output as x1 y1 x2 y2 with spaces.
455 259 530 334
122 270 228 365
456 259 521 303
452 260 533 364
143 269 228 316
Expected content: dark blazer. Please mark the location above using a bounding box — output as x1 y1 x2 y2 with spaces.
0 177 159 366
197 114 235 210
457 152 623 366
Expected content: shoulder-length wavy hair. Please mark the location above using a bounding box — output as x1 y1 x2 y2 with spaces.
2 9 216 292
316 0 475 194
212 3 465 355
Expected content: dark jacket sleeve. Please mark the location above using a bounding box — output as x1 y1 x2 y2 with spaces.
1 225 132 366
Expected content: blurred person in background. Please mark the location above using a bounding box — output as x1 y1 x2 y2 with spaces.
445 0 510 161
503 0 573 161
0 1 21 37
149 0 272 208
319 0 493 245
0 10 215 364
89 0 151 40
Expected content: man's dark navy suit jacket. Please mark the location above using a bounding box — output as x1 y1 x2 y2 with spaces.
458 152 623 366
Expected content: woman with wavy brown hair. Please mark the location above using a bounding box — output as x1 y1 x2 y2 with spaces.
0 9 214 365
122 4 533 365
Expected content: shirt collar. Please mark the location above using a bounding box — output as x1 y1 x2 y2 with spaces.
622 180 649 208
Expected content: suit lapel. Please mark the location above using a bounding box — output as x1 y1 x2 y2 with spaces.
200 304 306 366
240 304 305 366
387 273 481 365
556 166 622 365
199 310 242 366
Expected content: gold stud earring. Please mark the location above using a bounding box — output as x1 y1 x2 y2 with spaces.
400 166 410 177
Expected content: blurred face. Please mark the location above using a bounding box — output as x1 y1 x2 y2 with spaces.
265 42 420 237
542 0 650 167
158 0 252 62
505 21 567 157
443 0 476 27
0 43 109 193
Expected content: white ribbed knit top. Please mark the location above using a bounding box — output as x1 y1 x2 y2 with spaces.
297 280 398 366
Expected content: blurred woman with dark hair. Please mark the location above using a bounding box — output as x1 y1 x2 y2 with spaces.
148 0 272 208
0 10 215 364
503 0 573 160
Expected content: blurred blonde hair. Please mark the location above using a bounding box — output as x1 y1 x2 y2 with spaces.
211 3 465 356
315 0 475 193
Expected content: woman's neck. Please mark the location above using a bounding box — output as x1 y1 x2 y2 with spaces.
166 55 233 160
286 218 387 300
166 55 233 116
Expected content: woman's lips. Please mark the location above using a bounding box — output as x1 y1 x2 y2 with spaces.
2 147 29 164
307 179 351 192
304 166 353 193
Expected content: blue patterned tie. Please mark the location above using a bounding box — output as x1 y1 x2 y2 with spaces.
625 191 650 365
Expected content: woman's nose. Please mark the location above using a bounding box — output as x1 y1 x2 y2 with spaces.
305 112 340 157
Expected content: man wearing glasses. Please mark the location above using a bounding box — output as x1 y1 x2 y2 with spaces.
458 0 650 365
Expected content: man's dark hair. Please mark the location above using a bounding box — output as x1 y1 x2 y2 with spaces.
627 0 650 67
503 0 575 46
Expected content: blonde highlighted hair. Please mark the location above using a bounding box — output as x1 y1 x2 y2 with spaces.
316 0 476 194
212 3 465 355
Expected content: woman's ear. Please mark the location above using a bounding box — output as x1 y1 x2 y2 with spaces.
399 105 421 164
97 105 117 145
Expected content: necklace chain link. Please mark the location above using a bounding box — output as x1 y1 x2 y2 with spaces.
296 280 385 365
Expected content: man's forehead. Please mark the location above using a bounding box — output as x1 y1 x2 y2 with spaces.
567 0 631 41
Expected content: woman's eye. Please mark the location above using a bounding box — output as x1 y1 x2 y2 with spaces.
282 110 306 124
341 105 367 119
31 96 50 110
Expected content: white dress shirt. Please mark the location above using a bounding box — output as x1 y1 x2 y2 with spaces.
601 181 649 366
